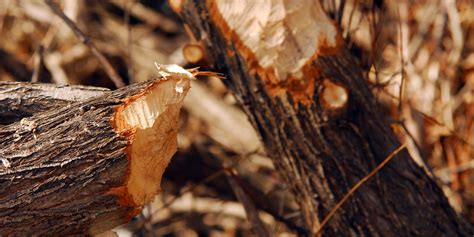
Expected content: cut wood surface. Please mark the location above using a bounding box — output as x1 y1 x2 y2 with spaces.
0 69 191 235
179 0 474 236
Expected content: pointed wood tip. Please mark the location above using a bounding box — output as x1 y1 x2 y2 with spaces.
109 69 191 218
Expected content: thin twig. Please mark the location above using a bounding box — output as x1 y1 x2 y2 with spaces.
399 121 431 172
183 23 198 42
31 45 45 82
157 169 226 212
368 3 380 86
315 143 407 236
376 87 474 150
0 48 32 82
125 0 135 83
45 0 126 88
225 168 270 237
444 0 463 65
344 0 358 38
397 4 406 114
336 0 345 27
152 149 258 214
0 0 12 36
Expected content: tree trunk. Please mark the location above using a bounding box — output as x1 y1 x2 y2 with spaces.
178 1 473 236
0 74 191 235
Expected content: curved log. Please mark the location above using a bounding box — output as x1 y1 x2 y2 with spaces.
0 69 191 235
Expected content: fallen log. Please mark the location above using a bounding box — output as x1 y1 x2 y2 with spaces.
0 66 192 235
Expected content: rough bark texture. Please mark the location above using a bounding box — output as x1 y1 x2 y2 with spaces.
0 76 189 235
0 82 109 125
179 1 473 236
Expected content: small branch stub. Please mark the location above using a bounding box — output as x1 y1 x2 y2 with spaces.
183 43 205 64
320 79 348 111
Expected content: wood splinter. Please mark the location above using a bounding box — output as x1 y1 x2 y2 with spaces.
0 64 192 235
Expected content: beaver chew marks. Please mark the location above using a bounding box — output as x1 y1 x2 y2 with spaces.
113 68 191 207
211 0 339 81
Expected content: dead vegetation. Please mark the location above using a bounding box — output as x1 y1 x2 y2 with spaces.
0 0 473 236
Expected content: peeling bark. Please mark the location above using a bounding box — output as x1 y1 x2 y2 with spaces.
178 1 473 235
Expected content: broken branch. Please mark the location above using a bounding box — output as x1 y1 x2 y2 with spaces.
45 0 126 88
0 70 191 235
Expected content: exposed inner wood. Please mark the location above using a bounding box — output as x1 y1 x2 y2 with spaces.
183 44 204 63
320 79 349 110
211 0 338 82
112 77 190 208
207 0 341 104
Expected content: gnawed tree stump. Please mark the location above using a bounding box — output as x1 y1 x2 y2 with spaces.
178 1 473 236
0 67 192 235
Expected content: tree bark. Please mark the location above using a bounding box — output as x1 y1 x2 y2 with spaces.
178 1 473 236
0 74 191 235
0 82 110 125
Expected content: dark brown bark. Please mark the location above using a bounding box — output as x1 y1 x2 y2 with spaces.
178 1 474 236
0 84 132 235
0 76 189 235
